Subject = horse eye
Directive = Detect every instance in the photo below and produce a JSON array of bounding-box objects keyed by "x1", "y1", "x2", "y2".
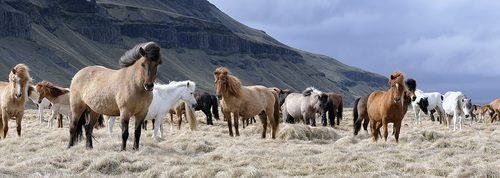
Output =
[{"x1": 141, "y1": 63, "x2": 145, "y2": 67}]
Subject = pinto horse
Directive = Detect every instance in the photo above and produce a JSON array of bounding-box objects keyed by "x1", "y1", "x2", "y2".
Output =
[
  {"x1": 214, "y1": 67, "x2": 280, "y2": 138},
  {"x1": 0, "y1": 64, "x2": 31, "y2": 138},
  {"x1": 367, "y1": 71, "x2": 409, "y2": 143},
  {"x1": 35, "y1": 81, "x2": 71, "y2": 128},
  {"x1": 68, "y1": 42, "x2": 162, "y2": 150}
]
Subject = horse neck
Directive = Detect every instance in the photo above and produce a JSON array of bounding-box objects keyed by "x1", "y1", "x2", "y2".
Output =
[
  {"x1": 28, "y1": 90, "x2": 38, "y2": 103},
  {"x1": 123, "y1": 61, "x2": 146, "y2": 90},
  {"x1": 156, "y1": 84, "x2": 186, "y2": 106}
]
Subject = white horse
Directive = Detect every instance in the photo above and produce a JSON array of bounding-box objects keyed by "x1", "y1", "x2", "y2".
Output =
[
  {"x1": 442, "y1": 91, "x2": 472, "y2": 131},
  {"x1": 108, "y1": 80, "x2": 197, "y2": 138},
  {"x1": 281, "y1": 87, "x2": 328, "y2": 126},
  {"x1": 27, "y1": 85, "x2": 51, "y2": 124},
  {"x1": 411, "y1": 89, "x2": 445, "y2": 124}
]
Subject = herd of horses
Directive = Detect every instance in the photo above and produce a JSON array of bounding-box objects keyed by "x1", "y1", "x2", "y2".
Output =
[{"x1": 1, "y1": 41, "x2": 499, "y2": 150}]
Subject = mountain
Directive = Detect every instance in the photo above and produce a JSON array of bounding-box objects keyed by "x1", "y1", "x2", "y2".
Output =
[{"x1": 0, "y1": 0, "x2": 389, "y2": 106}]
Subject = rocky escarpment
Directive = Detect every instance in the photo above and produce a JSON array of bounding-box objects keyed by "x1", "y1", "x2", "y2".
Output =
[{"x1": 0, "y1": 2, "x2": 31, "y2": 40}]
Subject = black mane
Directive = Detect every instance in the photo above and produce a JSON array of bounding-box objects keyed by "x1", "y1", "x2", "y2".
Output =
[{"x1": 119, "y1": 42, "x2": 162, "y2": 68}]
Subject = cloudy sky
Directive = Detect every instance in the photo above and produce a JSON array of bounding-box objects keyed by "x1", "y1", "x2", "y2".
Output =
[{"x1": 208, "y1": 0, "x2": 500, "y2": 104}]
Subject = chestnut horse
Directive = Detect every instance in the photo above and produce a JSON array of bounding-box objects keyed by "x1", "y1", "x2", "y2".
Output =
[
  {"x1": 35, "y1": 81, "x2": 70, "y2": 128},
  {"x1": 354, "y1": 78, "x2": 416, "y2": 136},
  {"x1": 214, "y1": 67, "x2": 280, "y2": 138},
  {"x1": 68, "y1": 42, "x2": 162, "y2": 150},
  {"x1": 473, "y1": 104, "x2": 492, "y2": 123},
  {"x1": 367, "y1": 71, "x2": 408, "y2": 143},
  {"x1": 0, "y1": 64, "x2": 31, "y2": 138}
]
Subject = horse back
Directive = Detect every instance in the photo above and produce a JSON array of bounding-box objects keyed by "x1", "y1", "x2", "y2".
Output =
[{"x1": 233, "y1": 85, "x2": 275, "y2": 117}]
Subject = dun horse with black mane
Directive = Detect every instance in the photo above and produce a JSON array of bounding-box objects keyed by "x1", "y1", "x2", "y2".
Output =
[
  {"x1": 213, "y1": 67, "x2": 280, "y2": 139},
  {"x1": 68, "y1": 42, "x2": 162, "y2": 150}
]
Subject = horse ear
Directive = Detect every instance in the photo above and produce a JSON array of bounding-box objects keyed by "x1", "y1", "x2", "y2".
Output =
[
  {"x1": 11, "y1": 68, "x2": 16, "y2": 75},
  {"x1": 187, "y1": 82, "x2": 190, "y2": 86},
  {"x1": 139, "y1": 47, "x2": 146, "y2": 57}
]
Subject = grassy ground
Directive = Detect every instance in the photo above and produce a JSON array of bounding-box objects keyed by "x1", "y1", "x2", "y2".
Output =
[{"x1": 0, "y1": 108, "x2": 499, "y2": 177}]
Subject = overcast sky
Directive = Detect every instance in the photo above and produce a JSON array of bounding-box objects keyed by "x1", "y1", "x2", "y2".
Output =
[{"x1": 208, "y1": 0, "x2": 500, "y2": 104}]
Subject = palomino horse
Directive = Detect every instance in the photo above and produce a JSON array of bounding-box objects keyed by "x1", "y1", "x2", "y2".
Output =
[
  {"x1": 367, "y1": 71, "x2": 408, "y2": 143},
  {"x1": 0, "y1": 64, "x2": 31, "y2": 138},
  {"x1": 214, "y1": 67, "x2": 279, "y2": 138},
  {"x1": 35, "y1": 81, "x2": 71, "y2": 128},
  {"x1": 108, "y1": 80, "x2": 197, "y2": 139},
  {"x1": 442, "y1": 91, "x2": 472, "y2": 131},
  {"x1": 68, "y1": 42, "x2": 162, "y2": 150},
  {"x1": 489, "y1": 99, "x2": 500, "y2": 123},
  {"x1": 282, "y1": 87, "x2": 328, "y2": 126},
  {"x1": 323, "y1": 92, "x2": 343, "y2": 127}
]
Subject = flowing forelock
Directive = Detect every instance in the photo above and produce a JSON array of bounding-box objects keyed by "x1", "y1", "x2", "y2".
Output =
[{"x1": 119, "y1": 42, "x2": 162, "y2": 68}]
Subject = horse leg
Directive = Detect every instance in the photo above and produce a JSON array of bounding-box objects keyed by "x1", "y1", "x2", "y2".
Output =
[
  {"x1": 382, "y1": 119, "x2": 388, "y2": 141},
  {"x1": 108, "y1": 116, "x2": 115, "y2": 134},
  {"x1": 203, "y1": 108, "x2": 213, "y2": 125},
  {"x1": 370, "y1": 120, "x2": 378, "y2": 142},
  {"x1": 84, "y1": 111, "x2": 100, "y2": 149},
  {"x1": 120, "y1": 113, "x2": 131, "y2": 151},
  {"x1": 2, "y1": 115, "x2": 8, "y2": 139},
  {"x1": 394, "y1": 121, "x2": 402, "y2": 143},
  {"x1": 58, "y1": 114, "x2": 63, "y2": 128},
  {"x1": 152, "y1": 112, "x2": 164, "y2": 138},
  {"x1": 39, "y1": 106, "x2": 44, "y2": 124},
  {"x1": 169, "y1": 112, "x2": 174, "y2": 130},
  {"x1": 133, "y1": 115, "x2": 146, "y2": 151},
  {"x1": 233, "y1": 112, "x2": 240, "y2": 136},
  {"x1": 224, "y1": 112, "x2": 233, "y2": 137},
  {"x1": 258, "y1": 113, "x2": 267, "y2": 138}
]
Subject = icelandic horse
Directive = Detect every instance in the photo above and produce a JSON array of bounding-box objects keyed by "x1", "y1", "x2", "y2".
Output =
[
  {"x1": 35, "y1": 81, "x2": 70, "y2": 128},
  {"x1": 213, "y1": 67, "x2": 280, "y2": 138},
  {"x1": 323, "y1": 92, "x2": 343, "y2": 127},
  {"x1": 489, "y1": 99, "x2": 500, "y2": 123},
  {"x1": 68, "y1": 42, "x2": 162, "y2": 150},
  {"x1": 0, "y1": 64, "x2": 31, "y2": 138},
  {"x1": 367, "y1": 71, "x2": 408, "y2": 143}
]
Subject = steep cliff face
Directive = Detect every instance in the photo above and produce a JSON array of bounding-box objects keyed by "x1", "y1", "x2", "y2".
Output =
[{"x1": 0, "y1": 0, "x2": 388, "y2": 106}]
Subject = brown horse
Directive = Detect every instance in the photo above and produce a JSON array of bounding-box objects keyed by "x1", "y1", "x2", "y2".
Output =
[
  {"x1": 0, "y1": 64, "x2": 31, "y2": 138},
  {"x1": 472, "y1": 104, "x2": 491, "y2": 123},
  {"x1": 367, "y1": 71, "x2": 408, "y2": 143},
  {"x1": 35, "y1": 81, "x2": 70, "y2": 128},
  {"x1": 214, "y1": 67, "x2": 280, "y2": 138},
  {"x1": 323, "y1": 92, "x2": 343, "y2": 127},
  {"x1": 68, "y1": 42, "x2": 162, "y2": 150}
]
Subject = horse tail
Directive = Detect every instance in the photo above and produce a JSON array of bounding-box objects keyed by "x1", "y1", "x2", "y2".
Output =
[
  {"x1": 95, "y1": 114, "x2": 105, "y2": 129},
  {"x1": 185, "y1": 102, "x2": 197, "y2": 131},
  {"x1": 74, "y1": 109, "x2": 88, "y2": 143},
  {"x1": 337, "y1": 96, "x2": 343, "y2": 122},
  {"x1": 273, "y1": 91, "x2": 280, "y2": 127},
  {"x1": 211, "y1": 95, "x2": 220, "y2": 120},
  {"x1": 353, "y1": 97, "x2": 361, "y2": 135}
]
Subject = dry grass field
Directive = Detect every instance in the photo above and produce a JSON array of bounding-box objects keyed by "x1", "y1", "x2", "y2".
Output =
[{"x1": 1, "y1": 108, "x2": 500, "y2": 177}]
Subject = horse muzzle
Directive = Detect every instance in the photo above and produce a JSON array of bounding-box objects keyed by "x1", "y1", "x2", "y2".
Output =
[
  {"x1": 15, "y1": 93, "x2": 22, "y2": 99},
  {"x1": 465, "y1": 114, "x2": 470, "y2": 118},
  {"x1": 143, "y1": 82, "x2": 154, "y2": 91},
  {"x1": 394, "y1": 98, "x2": 401, "y2": 104},
  {"x1": 216, "y1": 95, "x2": 222, "y2": 100}
]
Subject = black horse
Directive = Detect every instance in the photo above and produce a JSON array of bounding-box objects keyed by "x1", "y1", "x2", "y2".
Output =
[{"x1": 194, "y1": 92, "x2": 219, "y2": 125}]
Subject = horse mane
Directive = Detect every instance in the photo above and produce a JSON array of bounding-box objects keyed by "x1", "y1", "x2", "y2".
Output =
[
  {"x1": 389, "y1": 70, "x2": 406, "y2": 90},
  {"x1": 302, "y1": 87, "x2": 322, "y2": 97},
  {"x1": 36, "y1": 81, "x2": 69, "y2": 97},
  {"x1": 170, "y1": 80, "x2": 196, "y2": 92},
  {"x1": 119, "y1": 42, "x2": 162, "y2": 68},
  {"x1": 215, "y1": 67, "x2": 241, "y2": 98},
  {"x1": 405, "y1": 78, "x2": 416, "y2": 92},
  {"x1": 11, "y1": 63, "x2": 31, "y2": 83}
]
